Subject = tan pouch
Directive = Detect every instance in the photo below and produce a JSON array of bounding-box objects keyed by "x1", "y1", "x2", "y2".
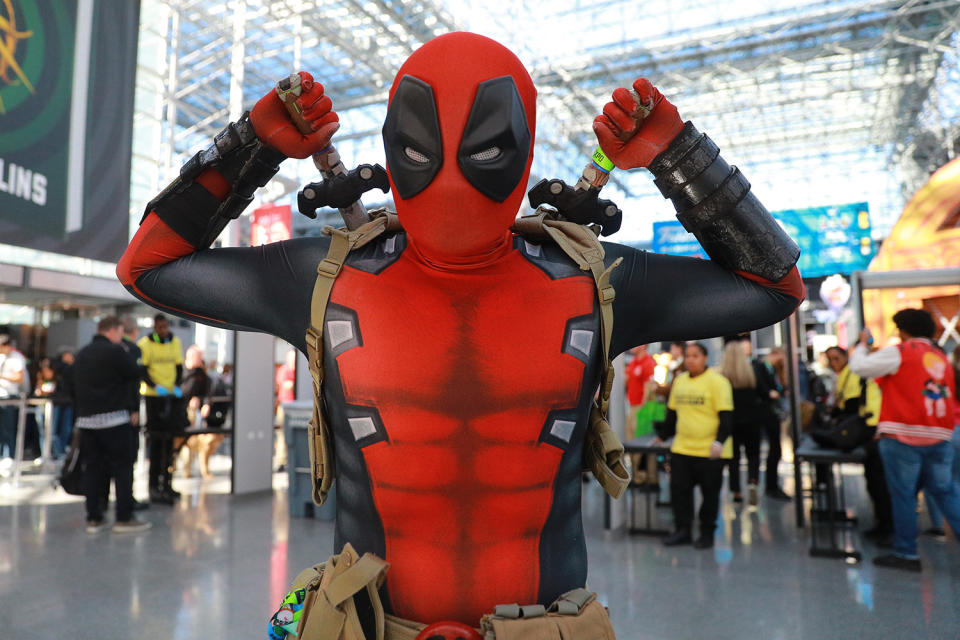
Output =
[
  {"x1": 286, "y1": 543, "x2": 390, "y2": 640},
  {"x1": 479, "y1": 589, "x2": 617, "y2": 640},
  {"x1": 584, "y1": 403, "x2": 630, "y2": 499}
]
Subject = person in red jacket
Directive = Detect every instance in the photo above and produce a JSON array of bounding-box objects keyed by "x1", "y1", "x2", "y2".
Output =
[
  {"x1": 850, "y1": 308, "x2": 960, "y2": 571},
  {"x1": 116, "y1": 32, "x2": 804, "y2": 632},
  {"x1": 625, "y1": 345, "x2": 656, "y2": 425}
]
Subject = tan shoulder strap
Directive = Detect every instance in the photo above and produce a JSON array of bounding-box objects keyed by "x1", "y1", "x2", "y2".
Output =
[
  {"x1": 305, "y1": 214, "x2": 397, "y2": 506},
  {"x1": 512, "y1": 210, "x2": 629, "y2": 499},
  {"x1": 511, "y1": 212, "x2": 621, "y2": 392}
]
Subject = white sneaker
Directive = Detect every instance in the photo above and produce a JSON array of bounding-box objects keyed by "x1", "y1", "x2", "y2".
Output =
[
  {"x1": 748, "y1": 483, "x2": 758, "y2": 507},
  {"x1": 113, "y1": 518, "x2": 152, "y2": 533}
]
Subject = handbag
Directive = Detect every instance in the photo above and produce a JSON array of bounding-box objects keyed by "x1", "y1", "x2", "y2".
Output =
[
  {"x1": 810, "y1": 379, "x2": 872, "y2": 452},
  {"x1": 59, "y1": 429, "x2": 84, "y2": 496}
]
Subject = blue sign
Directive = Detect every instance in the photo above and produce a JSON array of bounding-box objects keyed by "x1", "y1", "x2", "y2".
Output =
[
  {"x1": 651, "y1": 220, "x2": 706, "y2": 258},
  {"x1": 772, "y1": 202, "x2": 874, "y2": 278}
]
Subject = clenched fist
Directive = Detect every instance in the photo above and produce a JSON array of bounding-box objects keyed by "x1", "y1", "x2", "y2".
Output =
[
  {"x1": 250, "y1": 71, "x2": 340, "y2": 159},
  {"x1": 592, "y1": 78, "x2": 684, "y2": 170}
]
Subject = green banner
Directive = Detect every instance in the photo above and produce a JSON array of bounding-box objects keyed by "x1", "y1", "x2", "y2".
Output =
[
  {"x1": 0, "y1": 0, "x2": 75, "y2": 236},
  {"x1": 0, "y1": 0, "x2": 139, "y2": 262}
]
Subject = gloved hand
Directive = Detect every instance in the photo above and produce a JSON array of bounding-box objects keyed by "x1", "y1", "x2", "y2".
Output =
[
  {"x1": 172, "y1": 386, "x2": 183, "y2": 399},
  {"x1": 250, "y1": 71, "x2": 340, "y2": 159},
  {"x1": 154, "y1": 386, "x2": 170, "y2": 397},
  {"x1": 592, "y1": 78, "x2": 684, "y2": 170}
]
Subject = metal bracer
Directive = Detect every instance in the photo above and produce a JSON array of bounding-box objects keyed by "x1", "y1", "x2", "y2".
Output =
[
  {"x1": 649, "y1": 122, "x2": 800, "y2": 282},
  {"x1": 142, "y1": 112, "x2": 287, "y2": 248}
]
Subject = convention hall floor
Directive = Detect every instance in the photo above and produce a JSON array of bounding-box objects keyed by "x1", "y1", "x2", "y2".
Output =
[{"x1": 1, "y1": 461, "x2": 958, "y2": 639}]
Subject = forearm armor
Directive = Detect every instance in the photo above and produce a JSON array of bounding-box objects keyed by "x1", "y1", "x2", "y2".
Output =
[
  {"x1": 649, "y1": 122, "x2": 800, "y2": 282},
  {"x1": 142, "y1": 112, "x2": 286, "y2": 248}
]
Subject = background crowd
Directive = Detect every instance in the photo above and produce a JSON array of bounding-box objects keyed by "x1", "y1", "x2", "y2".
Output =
[{"x1": 626, "y1": 308, "x2": 960, "y2": 570}]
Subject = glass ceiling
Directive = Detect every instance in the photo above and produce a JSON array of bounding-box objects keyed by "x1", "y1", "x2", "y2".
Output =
[{"x1": 132, "y1": 0, "x2": 960, "y2": 246}]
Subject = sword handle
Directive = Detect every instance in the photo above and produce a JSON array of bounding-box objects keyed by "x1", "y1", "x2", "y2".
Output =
[{"x1": 277, "y1": 73, "x2": 371, "y2": 230}]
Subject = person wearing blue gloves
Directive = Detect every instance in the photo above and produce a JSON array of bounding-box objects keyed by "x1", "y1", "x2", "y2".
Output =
[{"x1": 137, "y1": 313, "x2": 185, "y2": 504}]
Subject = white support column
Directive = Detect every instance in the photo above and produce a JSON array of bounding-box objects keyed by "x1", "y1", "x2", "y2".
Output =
[
  {"x1": 232, "y1": 331, "x2": 274, "y2": 495},
  {"x1": 228, "y1": 3, "x2": 246, "y2": 122},
  {"x1": 65, "y1": 0, "x2": 95, "y2": 233},
  {"x1": 295, "y1": 350, "x2": 313, "y2": 402},
  {"x1": 164, "y1": 7, "x2": 180, "y2": 179},
  {"x1": 605, "y1": 352, "x2": 629, "y2": 531}
]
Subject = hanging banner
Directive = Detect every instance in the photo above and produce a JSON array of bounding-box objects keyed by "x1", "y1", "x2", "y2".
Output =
[
  {"x1": 0, "y1": 0, "x2": 139, "y2": 262},
  {"x1": 651, "y1": 220, "x2": 706, "y2": 258},
  {"x1": 251, "y1": 203, "x2": 292, "y2": 246},
  {"x1": 772, "y1": 202, "x2": 874, "y2": 278}
]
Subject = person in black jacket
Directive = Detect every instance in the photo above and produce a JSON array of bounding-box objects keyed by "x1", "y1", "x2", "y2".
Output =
[
  {"x1": 119, "y1": 316, "x2": 149, "y2": 511},
  {"x1": 720, "y1": 336, "x2": 776, "y2": 506},
  {"x1": 73, "y1": 316, "x2": 151, "y2": 533}
]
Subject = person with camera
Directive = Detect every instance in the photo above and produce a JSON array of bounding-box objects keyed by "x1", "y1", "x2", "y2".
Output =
[
  {"x1": 850, "y1": 309, "x2": 959, "y2": 571},
  {"x1": 824, "y1": 346, "x2": 890, "y2": 544}
]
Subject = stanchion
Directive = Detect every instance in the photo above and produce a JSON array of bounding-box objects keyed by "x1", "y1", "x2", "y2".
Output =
[
  {"x1": 783, "y1": 311, "x2": 805, "y2": 528},
  {"x1": 41, "y1": 399, "x2": 55, "y2": 469},
  {"x1": 11, "y1": 395, "x2": 28, "y2": 489}
]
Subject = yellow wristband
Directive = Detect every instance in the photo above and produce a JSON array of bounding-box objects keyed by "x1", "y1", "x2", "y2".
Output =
[{"x1": 591, "y1": 146, "x2": 615, "y2": 173}]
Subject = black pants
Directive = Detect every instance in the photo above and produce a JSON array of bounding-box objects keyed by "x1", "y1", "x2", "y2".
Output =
[
  {"x1": 670, "y1": 453, "x2": 725, "y2": 537},
  {"x1": 729, "y1": 421, "x2": 761, "y2": 493},
  {"x1": 863, "y1": 436, "x2": 893, "y2": 530},
  {"x1": 100, "y1": 424, "x2": 141, "y2": 504},
  {"x1": 145, "y1": 397, "x2": 181, "y2": 493},
  {"x1": 0, "y1": 404, "x2": 18, "y2": 458},
  {"x1": 81, "y1": 425, "x2": 134, "y2": 522},
  {"x1": 763, "y1": 415, "x2": 782, "y2": 491}
]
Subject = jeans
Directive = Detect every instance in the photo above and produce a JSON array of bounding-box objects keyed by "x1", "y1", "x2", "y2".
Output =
[
  {"x1": 878, "y1": 437, "x2": 960, "y2": 558},
  {"x1": 927, "y1": 429, "x2": 960, "y2": 529},
  {"x1": 53, "y1": 405, "x2": 74, "y2": 458}
]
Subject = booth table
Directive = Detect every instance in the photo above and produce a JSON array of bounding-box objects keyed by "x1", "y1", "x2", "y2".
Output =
[
  {"x1": 795, "y1": 436, "x2": 866, "y2": 561},
  {"x1": 623, "y1": 435, "x2": 672, "y2": 536}
]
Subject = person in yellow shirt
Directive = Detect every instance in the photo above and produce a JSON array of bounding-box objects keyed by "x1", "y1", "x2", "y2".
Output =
[
  {"x1": 657, "y1": 342, "x2": 734, "y2": 549},
  {"x1": 825, "y1": 346, "x2": 890, "y2": 542},
  {"x1": 138, "y1": 313, "x2": 185, "y2": 504}
]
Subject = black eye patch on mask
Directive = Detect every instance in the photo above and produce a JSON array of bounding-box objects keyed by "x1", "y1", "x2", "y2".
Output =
[
  {"x1": 457, "y1": 76, "x2": 532, "y2": 203},
  {"x1": 381, "y1": 75, "x2": 443, "y2": 199}
]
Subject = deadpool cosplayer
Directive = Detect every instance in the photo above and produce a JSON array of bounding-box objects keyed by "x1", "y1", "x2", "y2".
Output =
[{"x1": 118, "y1": 32, "x2": 803, "y2": 636}]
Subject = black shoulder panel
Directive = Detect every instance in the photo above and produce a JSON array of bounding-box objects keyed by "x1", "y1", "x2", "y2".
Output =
[
  {"x1": 513, "y1": 235, "x2": 584, "y2": 280},
  {"x1": 344, "y1": 231, "x2": 407, "y2": 275}
]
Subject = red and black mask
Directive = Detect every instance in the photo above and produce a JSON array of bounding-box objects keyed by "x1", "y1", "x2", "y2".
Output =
[{"x1": 382, "y1": 33, "x2": 537, "y2": 266}]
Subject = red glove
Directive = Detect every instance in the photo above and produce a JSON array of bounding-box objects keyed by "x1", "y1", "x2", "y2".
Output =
[
  {"x1": 250, "y1": 71, "x2": 340, "y2": 159},
  {"x1": 592, "y1": 78, "x2": 684, "y2": 170}
]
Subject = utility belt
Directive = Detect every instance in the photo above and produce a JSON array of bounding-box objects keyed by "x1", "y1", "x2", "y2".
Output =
[{"x1": 269, "y1": 544, "x2": 617, "y2": 640}]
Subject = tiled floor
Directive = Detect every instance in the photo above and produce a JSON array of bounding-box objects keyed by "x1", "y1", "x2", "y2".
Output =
[{"x1": 1, "y1": 461, "x2": 958, "y2": 639}]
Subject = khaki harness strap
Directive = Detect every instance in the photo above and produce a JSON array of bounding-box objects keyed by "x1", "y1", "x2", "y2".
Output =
[
  {"x1": 305, "y1": 214, "x2": 395, "y2": 505},
  {"x1": 512, "y1": 211, "x2": 629, "y2": 499}
]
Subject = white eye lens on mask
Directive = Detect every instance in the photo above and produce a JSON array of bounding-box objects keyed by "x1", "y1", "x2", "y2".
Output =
[
  {"x1": 469, "y1": 147, "x2": 501, "y2": 162},
  {"x1": 404, "y1": 147, "x2": 430, "y2": 164}
]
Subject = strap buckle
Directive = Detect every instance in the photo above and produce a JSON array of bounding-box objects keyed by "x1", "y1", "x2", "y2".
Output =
[{"x1": 316, "y1": 258, "x2": 341, "y2": 278}]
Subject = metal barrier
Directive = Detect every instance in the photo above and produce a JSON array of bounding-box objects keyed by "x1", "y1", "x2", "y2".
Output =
[
  {"x1": 0, "y1": 394, "x2": 234, "y2": 491},
  {"x1": 0, "y1": 396, "x2": 57, "y2": 489}
]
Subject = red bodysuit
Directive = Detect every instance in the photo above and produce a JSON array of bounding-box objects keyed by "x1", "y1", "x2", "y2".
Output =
[{"x1": 117, "y1": 33, "x2": 804, "y2": 627}]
